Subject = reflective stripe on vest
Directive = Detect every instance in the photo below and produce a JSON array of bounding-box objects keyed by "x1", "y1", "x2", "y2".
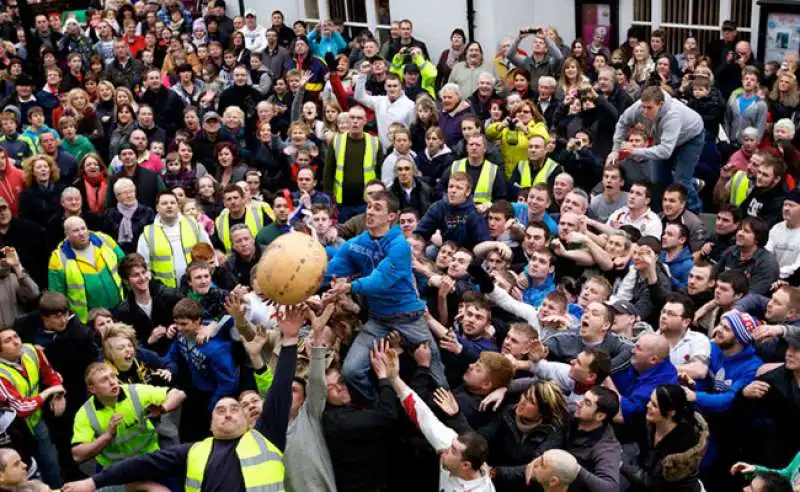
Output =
[
  {"x1": 516, "y1": 158, "x2": 558, "y2": 189},
  {"x1": 81, "y1": 384, "x2": 158, "y2": 464},
  {"x1": 185, "y1": 430, "x2": 285, "y2": 492},
  {"x1": 215, "y1": 206, "x2": 264, "y2": 253},
  {"x1": 450, "y1": 159, "x2": 498, "y2": 204},
  {"x1": 58, "y1": 234, "x2": 123, "y2": 323},
  {"x1": 144, "y1": 217, "x2": 202, "y2": 287},
  {"x1": 332, "y1": 134, "x2": 378, "y2": 204},
  {"x1": 0, "y1": 345, "x2": 41, "y2": 429},
  {"x1": 730, "y1": 171, "x2": 750, "y2": 206}
]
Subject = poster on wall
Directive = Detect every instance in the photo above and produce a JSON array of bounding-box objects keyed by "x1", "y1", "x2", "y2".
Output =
[
  {"x1": 581, "y1": 3, "x2": 612, "y2": 48},
  {"x1": 764, "y1": 12, "x2": 800, "y2": 63}
]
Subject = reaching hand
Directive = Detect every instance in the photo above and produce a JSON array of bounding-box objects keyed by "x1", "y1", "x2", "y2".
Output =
[
  {"x1": 439, "y1": 332, "x2": 462, "y2": 355},
  {"x1": 63, "y1": 478, "x2": 97, "y2": 492},
  {"x1": 152, "y1": 369, "x2": 172, "y2": 383},
  {"x1": 166, "y1": 324, "x2": 177, "y2": 339},
  {"x1": 308, "y1": 303, "x2": 336, "y2": 346},
  {"x1": 742, "y1": 380, "x2": 770, "y2": 399},
  {"x1": 528, "y1": 339, "x2": 549, "y2": 362},
  {"x1": 148, "y1": 326, "x2": 167, "y2": 345},
  {"x1": 51, "y1": 394, "x2": 66, "y2": 416},
  {"x1": 479, "y1": 387, "x2": 508, "y2": 412},
  {"x1": 242, "y1": 326, "x2": 269, "y2": 356},
  {"x1": 730, "y1": 462, "x2": 756, "y2": 475},
  {"x1": 413, "y1": 342, "x2": 432, "y2": 368},
  {"x1": 278, "y1": 305, "x2": 305, "y2": 342},
  {"x1": 370, "y1": 338, "x2": 390, "y2": 379},
  {"x1": 439, "y1": 275, "x2": 455, "y2": 298},
  {"x1": 433, "y1": 388, "x2": 459, "y2": 416},
  {"x1": 224, "y1": 292, "x2": 247, "y2": 320},
  {"x1": 753, "y1": 324, "x2": 784, "y2": 342}
]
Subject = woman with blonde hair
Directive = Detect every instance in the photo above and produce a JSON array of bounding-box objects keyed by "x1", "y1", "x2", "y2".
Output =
[
  {"x1": 628, "y1": 41, "x2": 655, "y2": 85},
  {"x1": 486, "y1": 99, "x2": 549, "y2": 177},
  {"x1": 19, "y1": 153, "x2": 62, "y2": 228},
  {"x1": 770, "y1": 69, "x2": 800, "y2": 122},
  {"x1": 114, "y1": 86, "x2": 139, "y2": 113},
  {"x1": 101, "y1": 322, "x2": 175, "y2": 385},
  {"x1": 61, "y1": 88, "x2": 104, "y2": 141},
  {"x1": 558, "y1": 56, "x2": 590, "y2": 96},
  {"x1": 95, "y1": 80, "x2": 117, "y2": 138},
  {"x1": 321, "y1": 101, "x2": 343, "y2": 144}
]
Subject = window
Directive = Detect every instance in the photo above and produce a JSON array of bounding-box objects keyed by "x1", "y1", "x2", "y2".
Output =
[
  {"x1": 630, "y1": 0, "x2": 753, "y2": 54},
  {"x1": 301, "y1": 0, "x2": 391, "y2": 43}
]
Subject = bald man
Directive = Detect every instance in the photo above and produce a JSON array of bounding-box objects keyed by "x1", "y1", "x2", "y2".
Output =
[
  {"x1": 525, "y1": 449, "x2": 581, "y2": 492},
  {"x1": 716, "y1": 40, "x2": 762, "y2": 100},
  {"x1": 47, "y1": 217, "x2": 126, "y2": 323},
  {"x1": 609, "y1": 333, "x2": 678, "y2": 423}
]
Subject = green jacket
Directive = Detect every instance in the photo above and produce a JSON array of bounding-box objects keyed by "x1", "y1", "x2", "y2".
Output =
[
  {"x1": 390, "y1": 53, "x2": 437, "y2": 99},
  {"x1": 754, "y1": 450, "x2": 800, "y2": 488},
  {"x1": 255, "y1": 223, "x2": 289, "y2": 250},
  {"x1": 60, "y1": 135, "x2": 96, "y2": 163}
]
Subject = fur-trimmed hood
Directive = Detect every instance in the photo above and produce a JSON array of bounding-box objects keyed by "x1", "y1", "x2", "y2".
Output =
[{"x1": 660, "y1": 412, "x2": 709, "y2": 482}]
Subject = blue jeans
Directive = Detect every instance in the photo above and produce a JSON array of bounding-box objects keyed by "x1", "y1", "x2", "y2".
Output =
[
  {"x1": 337, "y1": 204, "x2": 366, "y2": 223},
  {"x1": 32, "y1": 420, "x2": 62, "y2": 488},
  {"x1": 651, "y1": 132, "x2": 705, "y2": 213},
  {"x1": 342, "y1": 311, "x2": 448, "y2": 401}
]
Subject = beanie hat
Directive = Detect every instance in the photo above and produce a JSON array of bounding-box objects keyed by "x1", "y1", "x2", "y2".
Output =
[
  {"x1": 2, "y1": 105, "x2": 21, "y2": 124},
  {"x1": 192, "y1": 18, "x2": 207, "y2": 33},
  {"x1": 721, "y1": 309, "x2": 760, "y2": 346},
  {"x1": 774, "y1": 118, "x2": 796, "y2": 140}
]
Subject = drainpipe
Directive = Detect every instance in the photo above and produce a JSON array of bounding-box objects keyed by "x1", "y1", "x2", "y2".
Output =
[{"x1": 466, "y1": 0, "x2": 476, "y2": 42}]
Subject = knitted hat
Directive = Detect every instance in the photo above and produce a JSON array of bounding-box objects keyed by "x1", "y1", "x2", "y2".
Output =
[
  {"x1": 192, "y1": 18, "x2": 207, "y2": 33},
  {"x1": 786, "y1": 190, "x2": 800, "y2": 204},
  {"x1": 2, "y1": 105, "x2": 21, "y2": 123},
  {"x1": 774, "y1": 118, "x2": 796, "y2": 140},
  {"x1": 721, "y1": 309, "x2": 760, "y2": 346}
]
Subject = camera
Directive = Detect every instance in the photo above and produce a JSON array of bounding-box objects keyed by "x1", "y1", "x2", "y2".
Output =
[{"x1": 520, "y1": 28, "x2": 542, "y2": 36}]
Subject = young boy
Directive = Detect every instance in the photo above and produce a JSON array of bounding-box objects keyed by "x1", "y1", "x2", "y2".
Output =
[
  {"x1": 0, "y1": 110, "x2": 35, "y2": 164},
  {"x1": 165, "y1": 297, "x2": 237, "y2": 442},
  {"x1": 687, "y1": 76, "x2": 725, "y2": 138},
  {"x1": 311, "y1": 204, "x2": 344, "y2": 254},
  {"x1": 725, "y1": 66, "x2": 768, "y2": 143},
  {"x1": 182, "y1": 261, "x2": 232, "y2": 339},
  {"x1": 415, "y1": 171, "x2": 491, "y2": 258},
  {"x1": 249, "y1": 53, "x2": 271, "y2": 95},
  {"x1": 380, "y1": 126, "x2": 416, "y2": 185},
  {"x1": 57, "y1": 116, "x2": 95, "y2": 161},
  {"x1": 22, "y1": 107, "x2": 55, "y2": 152}
]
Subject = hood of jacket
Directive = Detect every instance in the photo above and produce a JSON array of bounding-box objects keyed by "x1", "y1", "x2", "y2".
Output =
[{"x1": 660, "y1": 413, "x2": 709, "y2": 482}]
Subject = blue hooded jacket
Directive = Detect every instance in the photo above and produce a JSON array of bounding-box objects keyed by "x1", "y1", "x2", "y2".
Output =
[
  {"x1": 326, "y1": 225, "x2": 425, "y2": 317},
  {"x1": 414, "y1": 198, "x2": 490, "y2": 249},
  {"x1": 661, "y1": 246, "x2": 694, "y2": 290},
  {"x1": 612, "y1": 358, "x2": 678, "y2": 422},
  {"x1": 522, "y1": 272, "x2": 556, "y2": 307},
  {"x1": 696, "y1": 343, "x2": 762, "y2": 413}
]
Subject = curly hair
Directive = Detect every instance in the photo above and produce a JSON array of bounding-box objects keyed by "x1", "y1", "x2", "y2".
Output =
[
  {"x1": 214, "y1": 141, "x2": 239, "y2": 167},
  {"x1": 22, "y1": 153, "x2": 60, "y2": 187}
]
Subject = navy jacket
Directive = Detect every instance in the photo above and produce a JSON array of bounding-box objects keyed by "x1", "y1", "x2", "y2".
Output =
[{"x1": 414, "y1": 198, "x2": 491, "y2": 249}]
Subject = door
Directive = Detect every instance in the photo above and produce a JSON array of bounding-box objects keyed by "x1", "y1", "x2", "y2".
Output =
[{"x1": 576, "y1": 1, "x2": 619, "y2": 48}]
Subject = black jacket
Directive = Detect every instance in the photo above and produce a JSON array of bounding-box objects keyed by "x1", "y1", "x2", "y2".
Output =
[
  {"x1": 113, "y1": 280, "x2": 183, "y2": 355},
  {"x1": 218, "y1": 84, "x2": 263, "y2": 123},
  {"x1": 554, "y1": 95, "x2": 619, "y2": 158},
  {"x1": 621, "y1": 414, "x2": 709, "y2": 492},
  {"x1": 221, "y1": 248, "x2": 262, "y2": 288},
  {"x1": 139, "y1": 87, "x2": 185, "y2": 138},
  {"x1": 103, "y1": 56, "x2": 144, "y2": 90},
  {"x1": 103, "y1": 204, "x2": 155, "y2": 254},
  {"x1": 0, "y1": 218, "x2": 48, "y2": 289},
  {"x1": 532, "y1": 92, "x2": 564, "y2": 130},
  {"x1": 566, "y1": 421, "x2": 623, "y2": 492},
  {"x1": 14, "y1": 313, "x2": 99, "y2": 416},
  {"x1": 687, "y1": 87, "x2": 726, "y2": 136},
  {"x1": 389, "y1": 177, "x2": 433, "y2": 217},
  {"x1": 740, "y1": 182, "x2": 787, "y2": 227},
  {"x1": 19, "y1": 183, "x2": 63, "y2": 229},
  {"x1": 322, "y1": 380, "x2": 399, "y2": 492},
  {"x1": 606, "y1": 84, "x2": 634, "y2": 116},
  {"x1": 190, "y1": 130, "x2": 235, "y2": 175},
  {"x1": 251, "y1": 138, "x2": 290, "y2": 195},
  {"x1": 106, "y1": 165, "x2": 165, "y2": 209}
]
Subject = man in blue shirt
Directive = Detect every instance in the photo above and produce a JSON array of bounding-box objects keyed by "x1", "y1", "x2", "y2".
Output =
[{"x1": 326, "y1": 190, "x2": 447, "y2": 401}]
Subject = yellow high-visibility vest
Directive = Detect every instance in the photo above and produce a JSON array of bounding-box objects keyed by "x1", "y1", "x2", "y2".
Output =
[
  {"x1": 142, "y1": 217, "x2": 203, "y2": 287},
  {"x1": 185, "y1": 429, "x2": 284, "y2": 492},
  {"x1": 332, "y1": 134, "x2": 379, "y2": 204},
  {"x1": 215, "y1": 205, "x2": 266, "y2": 254},
  {"x1": 515, "y1": 158, "x2": 559, "y2": 188},
  {"x1": 0, "y1": 344, "x2": 42, "y2": 429},
  {"x1": 730, "y1": 170, "x2": 750, "y2": 206},
  {"x1": 451, "y1": 159, "x2": 499, "y2": 204}
]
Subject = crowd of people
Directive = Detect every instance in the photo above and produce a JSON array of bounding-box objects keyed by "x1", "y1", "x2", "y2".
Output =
[{"x1": 0, "y1": 0, "x2": 798, "y2": 491}]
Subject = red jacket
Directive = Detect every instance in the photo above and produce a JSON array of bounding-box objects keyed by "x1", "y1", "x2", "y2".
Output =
[
  {"x1": 0, "y1": 346, "x2": 63, "y2": 418},
  {"x1": 0, "y1": 157, "x2": 24, "y2": 216}
]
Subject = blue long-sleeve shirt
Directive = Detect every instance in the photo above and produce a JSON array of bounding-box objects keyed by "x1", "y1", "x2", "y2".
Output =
[
  {"x1": 165, "y1": 335, "x2": 238, "y2": 411},
  {"x1": 325, "y1": 225, "x2": 425, "y2": 317},
  {"x1": 612, "y1": 359, "x2": 678, "y2": 422},
  {"x1": 306, "y1": 30, "x2": 347, "y2": 57},
  {"x1": 660, "y1": 247, "x2": 694, "y2": 290},
  {"x1": 695, "y1": 343, "x2": 762, "y2": 413}
]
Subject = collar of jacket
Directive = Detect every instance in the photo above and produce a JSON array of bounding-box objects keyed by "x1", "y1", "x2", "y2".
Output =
[{"x1": 61, "y1": 232, "x2": 104, "y2": 260}]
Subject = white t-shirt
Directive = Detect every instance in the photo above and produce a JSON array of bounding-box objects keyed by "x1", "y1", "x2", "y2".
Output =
[
  {"x1": 669, "y1": 329, "x2": 711, "y2": 368},
  {"x1": 607, "y1": 207, "x2": 663, "y2": 239}
]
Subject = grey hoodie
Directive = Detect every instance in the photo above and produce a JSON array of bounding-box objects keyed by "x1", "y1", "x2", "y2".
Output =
[{"x1": 612, "y1": 93, "x2": 705, "y2": 161}]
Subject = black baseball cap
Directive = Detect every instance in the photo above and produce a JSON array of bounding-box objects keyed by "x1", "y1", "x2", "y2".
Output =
[
  {"x1": 786, "y1": 329, "x2": 800, "y2": 349},
  {"x1": 606, "y1": 300, "x2": 639, "y2": 317}
]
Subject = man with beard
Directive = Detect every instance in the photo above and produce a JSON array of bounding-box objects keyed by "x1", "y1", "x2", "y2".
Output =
[
  {"x1": 740, "y1": 152, "x2": 787, "y2": 227},
  {"x1": 717, "y1": 217, "x2": 780, "y2": 296},
  {"x1": 139, "y1": 69, "x2": 185, "y2": 139},
  {"x1": 657, "y1": 293, "x2": 710, "y2": 379}
]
